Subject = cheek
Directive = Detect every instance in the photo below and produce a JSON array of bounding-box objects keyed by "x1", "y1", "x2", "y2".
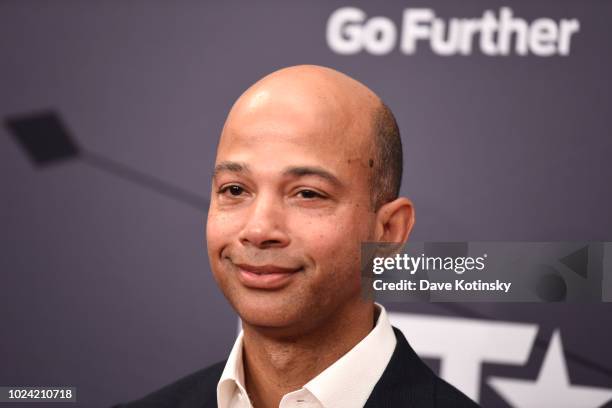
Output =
[
  {"x1": 206, "y1": 210, "x2": 240, "y2": 251},
  {"x1": 206, "y1": 211, "x2": 242, "y2": 289},
  {"x1": 297, "y1": 208, "x2": 372, "y2": 275}
]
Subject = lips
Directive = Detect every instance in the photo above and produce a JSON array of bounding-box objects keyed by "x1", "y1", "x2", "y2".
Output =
[{"x1": 233, "y1": 262, "x2": 302, "y2": 289}]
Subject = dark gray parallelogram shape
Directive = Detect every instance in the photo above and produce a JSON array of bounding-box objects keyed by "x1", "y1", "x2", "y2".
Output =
[{"x1": 5, "y1": 110, "x2": 80, "y2": 167}]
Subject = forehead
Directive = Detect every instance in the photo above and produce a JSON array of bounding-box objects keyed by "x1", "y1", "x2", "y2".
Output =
[
  {"x1": 217, "y1": 94, "x2": 371, "y2": 178},
  {"x1": 216, "y1": 88, "x2": 375, "y2": 177}
]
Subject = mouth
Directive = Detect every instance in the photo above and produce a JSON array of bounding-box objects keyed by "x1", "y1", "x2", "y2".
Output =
[{"x1": 232, "y1": 261, "x2": 303, "y2": 290}]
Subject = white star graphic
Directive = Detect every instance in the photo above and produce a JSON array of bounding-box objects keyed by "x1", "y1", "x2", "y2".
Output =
[{"x1": 488, "y1": 330, "x2": 612, "y2": 408}]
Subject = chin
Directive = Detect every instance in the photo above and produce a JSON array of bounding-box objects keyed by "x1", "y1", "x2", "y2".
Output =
[{"x1": 233, "y1": 293, "x2": 306, "y2": 329}]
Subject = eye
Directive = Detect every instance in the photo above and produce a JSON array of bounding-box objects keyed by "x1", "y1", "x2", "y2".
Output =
[
  {"x1": 297, "y1": 189, "x2": 324, "y2": 199},
  {"x1": 219, "y1": 185, "x2": 245, "y2": 196}
]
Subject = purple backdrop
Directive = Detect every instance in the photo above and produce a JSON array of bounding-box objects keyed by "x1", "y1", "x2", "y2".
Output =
[{"x1": 1, "y1": 1, "x2": 611, "y2": 407}]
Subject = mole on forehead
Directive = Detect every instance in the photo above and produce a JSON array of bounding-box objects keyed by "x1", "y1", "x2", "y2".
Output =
[{"x1": 346, "y1": 156, "x2": 376, "y2": 167}]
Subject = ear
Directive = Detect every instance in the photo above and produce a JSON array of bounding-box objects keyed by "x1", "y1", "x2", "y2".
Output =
[{"x1": 374, "y1": 197, "x2": 415, "y2": 243}]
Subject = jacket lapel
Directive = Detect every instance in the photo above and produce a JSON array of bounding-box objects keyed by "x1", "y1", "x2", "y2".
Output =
[{"x1": 364, "y1": 327, "x2": 436, "y2": 408}]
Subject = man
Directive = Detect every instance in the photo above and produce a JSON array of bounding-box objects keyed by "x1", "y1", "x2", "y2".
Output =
[{"x1": 119, "y1": 65, "x2": 479, "y2": 407}]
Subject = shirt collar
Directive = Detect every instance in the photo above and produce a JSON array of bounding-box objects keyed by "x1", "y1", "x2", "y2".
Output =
[
  {"x1": 217, "y1": 330, "x2": 248, "y2": 407},
  {"x1": 216, "y1": 303, "x2": 397, "y2": 408},
  {"x1": 303, "y1": 303, "x2": 396, "y2": 408}
]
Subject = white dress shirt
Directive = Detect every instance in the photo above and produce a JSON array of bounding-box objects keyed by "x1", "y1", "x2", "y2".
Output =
[{"x1": 216, "y1": 303, "x2": 397, "y2": 408}]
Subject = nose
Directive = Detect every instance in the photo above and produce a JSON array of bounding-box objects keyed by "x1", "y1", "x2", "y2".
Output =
[{"x1": 238, "y1": 193, "x2": 290, "y2": 249}]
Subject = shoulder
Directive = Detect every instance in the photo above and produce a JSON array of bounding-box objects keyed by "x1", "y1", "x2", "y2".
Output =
[
  {"x1": 365, "y1": 327, "x2": 480, "y2": 407},
  {"x1": 114, "y1": 360, "x2": 226, "y2": 408},
  {"x1": 394, "y1": 326, "x2": 479, "y2": 407},
  {"x1": 432, "y1": 375, "x2": 480, "y2": 407}
]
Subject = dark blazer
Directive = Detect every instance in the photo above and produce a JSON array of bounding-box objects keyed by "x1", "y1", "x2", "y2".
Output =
[{"x1": 116, "y1": 327, "x2": 479, "y2": 407}]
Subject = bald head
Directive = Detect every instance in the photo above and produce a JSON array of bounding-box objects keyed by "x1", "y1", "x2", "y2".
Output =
[
  {"x1": 207, "y1": 65, "x2": 414, "y2": 338},
  {"x1": 220, "y1": 65, "x2": 402, "y2": 210}
]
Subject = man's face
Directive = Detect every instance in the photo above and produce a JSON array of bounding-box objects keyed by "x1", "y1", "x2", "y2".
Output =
[{"x1": 206, "y1": 85, "x2": 377, "y2": 332}]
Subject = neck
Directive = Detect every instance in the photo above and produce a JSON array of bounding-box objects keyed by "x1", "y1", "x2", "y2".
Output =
[{"x1": 241, "y1": 299, "x2": 375, "y2": 408}]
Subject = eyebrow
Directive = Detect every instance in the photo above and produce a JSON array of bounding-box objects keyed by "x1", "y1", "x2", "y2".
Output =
[
  {"x1": 283, "y1": 166, "x2": 343, "y2": 188},
  {"x1": 213, "y1": 161, "x2": 343, "y2": 188},
  {"x1": 213, "y1": 161, "x2": 250, "y2": 178}
]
